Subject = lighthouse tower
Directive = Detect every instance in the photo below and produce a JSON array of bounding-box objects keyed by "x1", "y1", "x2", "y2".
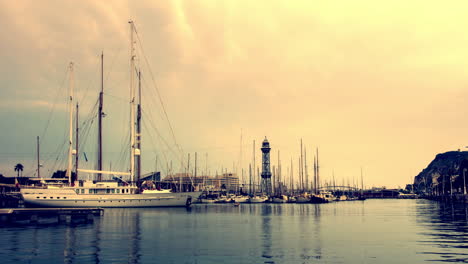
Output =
[{"x1": 261, "y1": 137, "x2": 272, "y2": 195}]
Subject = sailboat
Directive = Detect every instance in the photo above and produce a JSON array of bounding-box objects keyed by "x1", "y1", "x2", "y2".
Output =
[{"x1": 20, "y1": 21, "x2": 201, "y2": 207}]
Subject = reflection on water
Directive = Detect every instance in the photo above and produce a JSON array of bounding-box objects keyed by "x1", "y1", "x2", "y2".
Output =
[
  {"x1": 415, "y1": 200, "x2": 468, "y2": 263},
  {"x1": 0, "y1": 200, "x2": 467, "y2": 263}
]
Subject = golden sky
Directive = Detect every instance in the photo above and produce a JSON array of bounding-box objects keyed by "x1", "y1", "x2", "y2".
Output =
[{"x1": 2, "y1": 0, "x2": 468, "y2": 188}]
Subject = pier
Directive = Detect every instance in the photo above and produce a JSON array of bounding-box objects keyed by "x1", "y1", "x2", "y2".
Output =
[{"x1": 0, "y1": 208, "x2": 104, "y2": 225}]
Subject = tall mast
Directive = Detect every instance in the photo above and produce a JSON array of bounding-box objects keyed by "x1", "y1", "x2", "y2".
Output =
[
  {"x1": 316, "y1": 148, "x2": 320, "y2": 193},
  {"x1": 194, "y1": 152, "x2": 197, "y2": 190},
  {"x1": 300, "y1": 139, "x2": 303, "y2": 192},
  {"x1": 129, "y1": 20, "x2": 136, "y2": 185},
  {"x1": 36, "y1": 136, "x2": 40, "y2": 179},
  {"x1": 136, "y1": 70, "x2": 142, "y2": 185},
  {"x1": 253, "y1": 140, "x2": 255, "y2": 195},
  {"x1": 249, "y1": 163, "x2": 252, "y2": 195},
  {"x1": 304, "y1": 148, "x2": 308, "y2": 192},
  {"x1": 277, "y1": 150, "x2": 280, "y2": 195},
  {"x1": 298, "y1": 158, "x2": 301, "y2": 193},
  {"x1": 98, "y1": 52, "x2": 104, "y2": 181},
  {"x1": 66, "y1": 62, "x2": 74, "y2": 184},
  {"x1": 290, "y1": 158, "x2": 293, "y2": 194},
  {"x1": 75, "y1": 103, "x2": 79, "y2": 182},
  {"x1": 361, "y1": 167, "x2": 364, "y2": 195},
  {"x1": 313, "y1": 156, "x2": 317, "y2": 194}
]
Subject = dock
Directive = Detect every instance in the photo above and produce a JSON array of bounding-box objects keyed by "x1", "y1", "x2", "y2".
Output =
[{"x1": 0, "y1": 208, "x2": 104, "y2": 225}]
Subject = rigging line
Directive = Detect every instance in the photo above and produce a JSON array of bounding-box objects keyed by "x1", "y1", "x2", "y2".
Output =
[
  {"x1": 104, "y1": 42, "x2": 124, "y2": 85},
  {"x1": 47, "y1": 98, "x2": 98, "y2": 172},
  {"x1": 139, "y1": 76, "x2": 184, "y2": 163},
  {"x1": 104, "y1": 92, "x2": 127, "y2": 102},
  {"x1": 142, "y1": 119, "x2": 171, "y2": 166},
  {"x1": 141, "y1": 117, "x2": 183, "y2": 174},
  {"x1": 115, "y1": 124, "x2": 131, "y2": 173},
  {"x1": 139, "y1": 74, "x2": 167, "y2": 130},
  {"x1": 133, "y1": 23, "x2": 184, "y2": 157},
  {"x1": 141, "y1": 110, "x2": 183, "y2": 164},
  {"x1": 39, "y1": 66, "x2": 69, "y2": 146},
  {"x1": 78, "y1": 55, "x2": 101, "y2": 104}
]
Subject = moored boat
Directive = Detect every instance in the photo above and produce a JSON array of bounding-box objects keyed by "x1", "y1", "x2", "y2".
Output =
[{"x1": 249, "y1": 195, "x2": 268, "y2": 203}]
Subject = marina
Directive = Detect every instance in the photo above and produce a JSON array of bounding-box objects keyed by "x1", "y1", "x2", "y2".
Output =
[{"x1": 2, "y1": 1, "x2": 468, "y2": 263}]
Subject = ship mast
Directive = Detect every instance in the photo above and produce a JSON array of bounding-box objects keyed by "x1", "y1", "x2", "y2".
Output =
[
  {"x1": 66, "y1": 62, "x2": 74, "y2": 184},
  {"x1": 97, "y1": 52, "x2": 104, "y2": 181},
  {"x1": 75, "y1": 103, "x2": 79, "y2": 182},
  {"x1": 136, "y1": 69, "x2": 142, "y2": 185},
  {"x1": 129, "y1": 20, "x2": 136, "y2": 185},
  {"x1": 37, "y1": 136, "x2": 40, "y2": 180},
  {"x1": 316, "y1": 148, "x2": 320, "y2": 194}
]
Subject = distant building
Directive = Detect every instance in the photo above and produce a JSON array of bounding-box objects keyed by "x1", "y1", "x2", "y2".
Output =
[
  {"x1": 162, "y1": 172, "x2": 239, "y2": 192},
  {"x1": 217, "y1": 173, "x2": 239, "y2": 191}
]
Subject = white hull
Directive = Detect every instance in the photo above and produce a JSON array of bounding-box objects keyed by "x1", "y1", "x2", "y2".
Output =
[
  {"x1": 200, "y1": 199, "x2": 216, "y2": 203},
  {"x1": 234, "y1": 196, "x2": 249, "y2": 203},
  {"x1": 249, "y1": 196, "x2": 268, "y2": 203},
  {"x1": 272, "y1": 198, "x2": 287, "y2": 203},
  {"x1": 296, "y1": 197, "x2": 310, "y2": 203},
  {"x1": 21, "y1": 188, "x2": 201, "y2": 208}
]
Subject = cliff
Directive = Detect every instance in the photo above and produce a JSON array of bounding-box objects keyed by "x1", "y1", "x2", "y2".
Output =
[{"x1": 413, "y1": 151, "x2": 468, "y2": 194}]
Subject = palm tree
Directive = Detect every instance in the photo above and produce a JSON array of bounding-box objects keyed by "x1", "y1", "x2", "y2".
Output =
[{"x1": 14, "y1": 163, "x2": 24, "y2": 178}]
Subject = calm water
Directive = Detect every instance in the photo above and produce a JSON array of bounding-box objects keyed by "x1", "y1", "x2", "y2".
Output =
[{"x1": 0, "y1": 199, "x2": 467, "y2": 263}]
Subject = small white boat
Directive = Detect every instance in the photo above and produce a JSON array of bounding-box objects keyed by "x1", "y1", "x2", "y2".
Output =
[
  {"x1": 200, "y1": 198, "x2": 216, "y2": 203},
  {"x1": 295, "y1": 196, "x2": 310, "y2": 203},
  {"x1": 234, "y1": 196, "x2": 249, "y2": 203},
  {"x1": 272, "y1": 195, "x2": 288, "y2": 203},
  {"x1": 318, "y1": 191, "x2": 335, "y2": 202},
  {"x1": 249, "y1": 195, "x2": 268, "y2": 203}
]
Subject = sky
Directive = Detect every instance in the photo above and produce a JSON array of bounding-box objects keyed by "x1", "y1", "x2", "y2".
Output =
[{"x1": 1, "y1": 0, "x2": 468, "y2": 189}]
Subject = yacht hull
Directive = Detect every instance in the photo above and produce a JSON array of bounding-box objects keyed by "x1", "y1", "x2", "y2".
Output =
[{"x1": 21, "y1": 189, "x2": 201, "y2": 208}]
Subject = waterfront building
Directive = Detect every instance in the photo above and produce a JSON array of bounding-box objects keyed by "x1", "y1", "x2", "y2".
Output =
[
  {"x1": 162, "y1": 173, "x2": 239, "y2": 192},
  {"x1": 217, "y1": 173, "x2": 239, "y2": 192}
]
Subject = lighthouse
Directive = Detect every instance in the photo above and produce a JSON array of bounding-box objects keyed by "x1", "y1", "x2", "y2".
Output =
[{"x1": 261, "y1": 137, "x2": 272, "y2": 195}]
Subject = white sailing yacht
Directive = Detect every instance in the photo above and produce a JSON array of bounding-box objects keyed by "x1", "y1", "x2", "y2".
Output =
[{"x1": 21, "y1": 21, "x2": 201, "y2": 207}]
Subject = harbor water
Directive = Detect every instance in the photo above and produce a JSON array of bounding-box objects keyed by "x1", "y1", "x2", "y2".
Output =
[{"x1": 0, "y1": 199, "x2": 467, "y2": 263}]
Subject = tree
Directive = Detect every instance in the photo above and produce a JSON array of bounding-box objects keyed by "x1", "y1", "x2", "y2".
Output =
[{"x1": 14, "y1": 163, "x2": 24, "y2": 178}]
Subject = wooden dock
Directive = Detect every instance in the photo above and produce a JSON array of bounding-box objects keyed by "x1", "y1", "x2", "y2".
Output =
[{"x1": 0, "y1": 208, "x2": 104, "y2": 224}]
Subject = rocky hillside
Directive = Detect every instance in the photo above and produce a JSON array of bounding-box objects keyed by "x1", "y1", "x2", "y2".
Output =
[{"x1": 414, "y1": 151, "x2": 468, "y2": 194}]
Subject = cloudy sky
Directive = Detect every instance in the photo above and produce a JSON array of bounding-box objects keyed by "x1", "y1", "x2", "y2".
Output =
[{"x1": 1, "y1": 0, "x2": 468, "y2": 188}]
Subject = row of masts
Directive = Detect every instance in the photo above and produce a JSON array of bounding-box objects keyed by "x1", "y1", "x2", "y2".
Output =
[{"x1": 174, "y1": 142, "x2": 364, "y2": 196}]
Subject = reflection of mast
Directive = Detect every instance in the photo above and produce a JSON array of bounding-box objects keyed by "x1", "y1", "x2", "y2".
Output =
[
  {"x1": 312, "y1": 204, "x2": 323, "y2": 259},
  {"x1": 64, "y1": 225, "x2": 77, "y2": 263},
  {"x1": 130, "y1": 211, "x2": 141, "y2": 264},
  {"x1": 92, "y1": 217, "x2": 102, "y2": 263},
  {"x1": 261, "y1": 205, "x2": 273, "y2": 260}
]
